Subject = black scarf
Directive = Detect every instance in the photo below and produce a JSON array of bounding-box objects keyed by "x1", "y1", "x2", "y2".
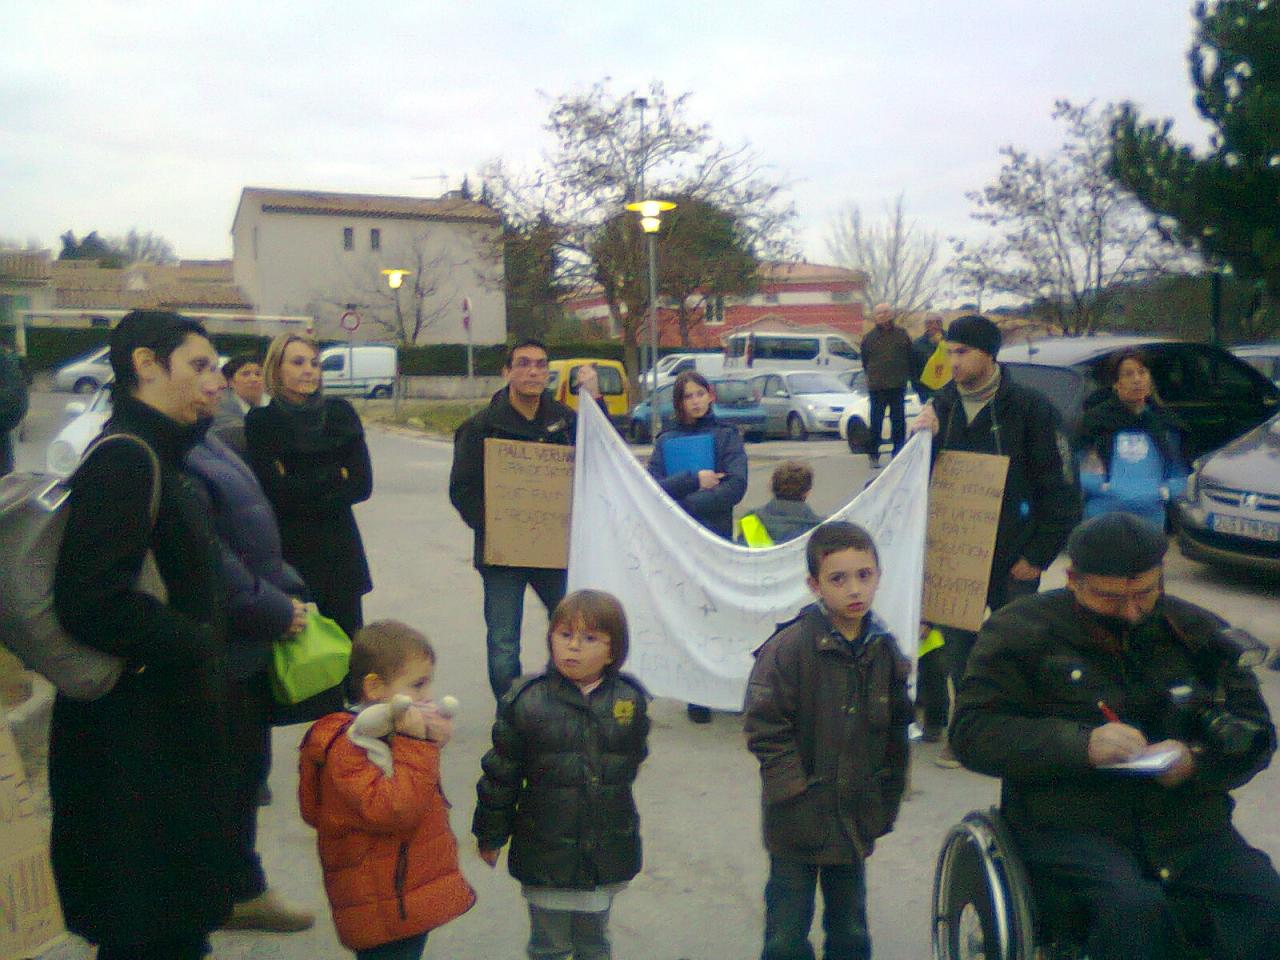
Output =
[{"x1": 270, "y1": 393, "x2": 331, "y2": 452}]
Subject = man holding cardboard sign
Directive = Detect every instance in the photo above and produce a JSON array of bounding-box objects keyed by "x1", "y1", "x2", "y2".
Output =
[
  {"x1": 449, "y1": 339, "x2": 601, "y2": 699},
  {"x1": 912, "y1": 315, "x2": 1080, "y2": 762}
]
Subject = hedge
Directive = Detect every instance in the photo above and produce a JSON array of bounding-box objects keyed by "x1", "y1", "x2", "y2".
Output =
[{"x1": 20, "y1": 326, "x2": 692, "y2": 375}]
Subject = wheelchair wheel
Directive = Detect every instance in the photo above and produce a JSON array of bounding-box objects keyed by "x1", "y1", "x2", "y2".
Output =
[{"x1": 932, "y1": 808, "x2": 1038, "y2": 960}]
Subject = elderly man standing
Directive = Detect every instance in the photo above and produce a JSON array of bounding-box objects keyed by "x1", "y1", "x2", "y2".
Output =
[
  {"x1": 951, "y1": 514, "x2": 1280, "y2": 960},
  {"x1": 858, "y1": 303, "x2": 914, "y2": 467}
]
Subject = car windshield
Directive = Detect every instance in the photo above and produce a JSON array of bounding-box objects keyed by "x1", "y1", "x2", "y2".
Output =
[
  {"x1": 712, "y1": 380, "x2": 754, "y2": 404},
  {"x1": 787, "y1": 373, "x2": 848, "y2": 395}
]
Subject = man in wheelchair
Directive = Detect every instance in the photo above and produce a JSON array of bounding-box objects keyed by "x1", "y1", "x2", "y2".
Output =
[{"x1": 950, "y1": 513, "x2": 1280, "y2": 960}]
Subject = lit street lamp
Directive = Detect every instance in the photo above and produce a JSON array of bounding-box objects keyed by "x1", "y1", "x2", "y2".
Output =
[
  {"x1": 625, "y1": 198, "x2": 676, "y2": 442},
  {"x1": 381, "y1": 268, "x2": 412, "y2": 414}
]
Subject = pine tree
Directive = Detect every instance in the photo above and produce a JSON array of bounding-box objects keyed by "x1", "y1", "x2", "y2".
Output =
[{"x1": 1111, "y1": 1, "x2": 1280, "y2": 295}]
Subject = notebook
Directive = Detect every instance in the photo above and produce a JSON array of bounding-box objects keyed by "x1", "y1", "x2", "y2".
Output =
[{"x1": 661, "y1": 434, "x2": 716, "y2": 476}]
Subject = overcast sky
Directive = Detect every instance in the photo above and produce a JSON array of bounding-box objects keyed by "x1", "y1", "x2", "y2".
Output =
[{"x1": 2, "y1": 1, "x2": 1212, "y2": 278}]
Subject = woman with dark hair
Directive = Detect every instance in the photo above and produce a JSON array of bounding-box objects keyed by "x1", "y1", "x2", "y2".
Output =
[
  {"x1": 1075, "y1": 349, "x2": 1188, "y2": 528},
  {"x1": 245, "y1": 333, "x2": 373, "y2": 639},
  {"x1": 647, "y1": 370, "x2": 748, "y2": 724}
]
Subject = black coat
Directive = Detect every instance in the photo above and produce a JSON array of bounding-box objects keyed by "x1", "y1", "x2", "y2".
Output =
[
  {"x1": 185, "y1": 431, "x2": 308, "y2": 679},
  {"x1": 0, "y1": 347, "x2": 28, "y2": 475},
  {"x1": 473, "y1": 669, "x2": 650, "y2": 888},
  {"x1": 930, "y1": 370, "x2": 1081, "y2": 583},
  {"x1": 244, "y1": 397, "x2": 373, "y2": 613},
  {"x1": 647, "y1": 413, "x2": 749, "y2": 540},
  {"x1": 745, "y1": 605, "x2": 912, "y2": 863},
  {"x1": 951, "y1": 589, "x2": 1276, "y2": 881},
  {"x1": 860, "y1": 324, "x2": 914, "y2": 391},
  {"x1": 51, "y1": 394, "x2": 236, "y2": 944},
  {"x1": 449, "y1": 388, "x2": 577, "y2": 568},
  {"x1": 1075, "y1": 394, "x2": 1185, "y2": 476}
]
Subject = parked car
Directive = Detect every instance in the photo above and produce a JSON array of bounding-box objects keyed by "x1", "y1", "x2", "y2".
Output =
[
  {"x1": 547, "y1": 358, "x2": 631, "y2": 426},
  {"x1": 52, "y1": 346, "x2": 112, "y2": 394},
  {"x1": 723, "y1": 330, "x2": 861, "y2": 373},
  {"x1": 1176, "y1": 411, "x2": 1280, "y2": 571},
  {"x1": 627, "y1": 377, "x2": 765, "y2": 444},
  {"x1": 742, "y1": 370, "x2": 864, "y2": 441},
  {"x1": 1232, "y1": 341, "x2": 1280, "y2": 387},
  {"x1": 836, "y1": 369, "x2": 924, "y2": 453},
  {"x1": 639, "y1": 352, "x2": 726, "y2": 392},
  {"x1": 46, "y1": 386, "x2": 113, "y2": 476},
  {"x1": 319, "y1": 344, "x2": 397, "y2": 399},
  {"x1": 998, "y1": 335, "x2": 1280, "y2": 461}
]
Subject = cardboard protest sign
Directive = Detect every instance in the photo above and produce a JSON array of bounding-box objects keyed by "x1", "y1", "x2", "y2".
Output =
[
  {"x1": 484, "y1": 439, "x2": 575, "y2": 568},
  {"x1": 923, "y1": 451, "x2": 1009, "y2": 632},
  {"x1": 0, "y1": 706, "x2": 65, "y2": 960}
]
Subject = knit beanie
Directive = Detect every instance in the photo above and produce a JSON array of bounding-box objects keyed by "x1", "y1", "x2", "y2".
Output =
[
  {"x1": 945, "y1": 314, "x2": 1002, "y2": 358},
  {"x1": 1066, "y1": 513, "x2": 1168, "y2": 577}
]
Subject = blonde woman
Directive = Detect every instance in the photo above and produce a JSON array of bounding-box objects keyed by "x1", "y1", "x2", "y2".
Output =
[{"x1": 246, "y1": 334, "x2": 373, "y2": 642}]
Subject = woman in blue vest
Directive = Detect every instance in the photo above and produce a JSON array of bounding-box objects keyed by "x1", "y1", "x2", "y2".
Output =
[{"x1": 1075, "y1": 349, "x2": 1187, "y2": 529}]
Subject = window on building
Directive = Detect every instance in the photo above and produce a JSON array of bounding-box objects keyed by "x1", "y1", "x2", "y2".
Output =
[
  {"x1": 252, "y1": 226, "x2": 259, "y2": 260},
  {"x1": 704, "y1": 296, "x2": 726, "y2": 325},
  {"x1": 831, "y1": 290, "x2": 852, "y2": 303},
  {"x1": 371, "y1": 228, "x2": 381, "y2": 251},
  {"x1": 343, "y1": 227, "x2": 354, "y2": 251}
]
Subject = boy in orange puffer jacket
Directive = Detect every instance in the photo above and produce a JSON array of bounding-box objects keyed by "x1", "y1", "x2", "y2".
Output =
[{"x1": 300, "y1": 621, "x2": 476, "y2": 959}]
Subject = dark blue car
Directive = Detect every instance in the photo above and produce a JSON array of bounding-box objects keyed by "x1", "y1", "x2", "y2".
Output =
[{"x1": 628, "y1": 377, "x2": 766, "y2": 444}]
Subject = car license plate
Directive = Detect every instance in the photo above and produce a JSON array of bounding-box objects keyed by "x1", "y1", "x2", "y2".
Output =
[{"x1": 1209, "y1": 514, "x2": 1280, "y2": 542}]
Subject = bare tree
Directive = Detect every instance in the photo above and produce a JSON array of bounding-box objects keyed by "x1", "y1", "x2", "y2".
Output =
[
  {"x1": 483, "y1": 79, "x2": 796, "y2": 381},
  {"x1": 826, "y1": 194, "x2": 941, "y2": 317},
  {"x1": 316, "y1": 232, "x2": 478, "y2": 346},
  {"x1": 108, "y1": 229, "x2": 177, "y2": 265},
  {"x1": 958, "y1": 100, "x2": 1195, "y2": 335}
]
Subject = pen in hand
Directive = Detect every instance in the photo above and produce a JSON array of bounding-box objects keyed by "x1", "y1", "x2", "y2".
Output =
[{"x1": 1097, "y1": 700, "x2": 1121, "y2": 724}]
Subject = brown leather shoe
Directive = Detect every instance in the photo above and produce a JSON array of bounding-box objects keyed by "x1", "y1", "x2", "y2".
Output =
[{"x1": 223, "y1": 890, "x2": 315, "y2": 933}]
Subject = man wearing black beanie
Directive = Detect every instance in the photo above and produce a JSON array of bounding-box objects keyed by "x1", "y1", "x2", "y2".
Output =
[
  {"x1": 950, "y1": 513, "x2": 1280, "y2": 959},
  {"x1": 911, "y1": 314, "x2": 1080, "y2": 764}
]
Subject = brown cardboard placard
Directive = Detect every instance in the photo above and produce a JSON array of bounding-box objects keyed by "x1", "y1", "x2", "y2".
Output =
[
  {"x1": 0, "y1": 706, "x2": 65, "y2": 960},
  {"x1": 483, "y1": 439, "x2": 575, "y2": 569},
  {"x1": 923, "y1": 451, "x2": 1010, "y2": 632}
]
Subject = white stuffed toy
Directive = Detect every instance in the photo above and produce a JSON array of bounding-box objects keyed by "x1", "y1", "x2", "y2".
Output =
[{"x1": 346, "y1": 694, "x2": 460, "y2": 777}]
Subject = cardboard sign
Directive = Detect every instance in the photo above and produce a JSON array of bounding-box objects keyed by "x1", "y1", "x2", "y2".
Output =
[
  {"x1": 484, "y1": 439, "x2": 575, "y2": 569},
  {"x1": 0, "y1": 707, "x2": 65, "y2": 960},
  {"x1": 923, "y1": 451, "x2": 1009, "y2": 632}
]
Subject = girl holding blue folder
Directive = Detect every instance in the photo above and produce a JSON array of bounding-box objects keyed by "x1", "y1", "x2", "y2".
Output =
[
  {"x1": 1075, "y1": 349, "x2": 1187, "y2": 530},
  {"x1": 647, "y1": 370, "x2": 749, "y2": 723}
]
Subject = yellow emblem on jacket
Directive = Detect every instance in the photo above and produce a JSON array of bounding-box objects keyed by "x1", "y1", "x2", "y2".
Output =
[{"x1": 613, "y1": 699, "x2": 635, "y2": 725}]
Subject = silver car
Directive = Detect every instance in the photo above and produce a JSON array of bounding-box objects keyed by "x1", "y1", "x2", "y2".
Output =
[
  {"x1": 52, "y1": 346, "x2": 112, "y2": 393},
  {"x1": 746, "y1": 370, "x2": 863, "y2": 440},
  {"x1": 1177, "y1": 411, "x2": 1280, "y2": 571},
  {"x1": 1232, "y1": 342, "x2": 1280, "y2": 387}
]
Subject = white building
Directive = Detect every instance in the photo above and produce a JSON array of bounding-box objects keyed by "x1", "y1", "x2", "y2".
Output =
[{"x1": 231, "y1": 187, "x2": 506, "y2": 344}]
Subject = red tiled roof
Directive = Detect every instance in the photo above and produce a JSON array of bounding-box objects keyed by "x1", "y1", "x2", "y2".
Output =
[{"x1": 235, "y1": 187, "x2": 500, "y2": 228}]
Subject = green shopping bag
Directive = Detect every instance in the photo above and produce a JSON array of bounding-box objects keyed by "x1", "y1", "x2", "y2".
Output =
[{"x1": 269, "y1": 608, "x2": 352, "y2": 706}]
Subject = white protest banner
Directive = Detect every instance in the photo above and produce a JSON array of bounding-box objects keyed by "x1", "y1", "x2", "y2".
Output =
[
  {"x1": 0, "y1": 705, "x2": 65, "y2": 960},
  {"x1": 568, "y1": 397, "x2": 930, "y2": 710}
]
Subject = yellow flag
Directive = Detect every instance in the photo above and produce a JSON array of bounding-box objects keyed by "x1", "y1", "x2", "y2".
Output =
[{"x1": 920, "y1": 341, "x2": 952, "y2": 390}]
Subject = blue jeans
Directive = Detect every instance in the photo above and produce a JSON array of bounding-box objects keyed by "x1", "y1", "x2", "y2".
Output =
[
  {"x1": 480, "y1": 565, "x2": 567, "y2": 699},
  {"x1": 356, "y1": 932, "x2": 427, "y2": 960},
  {"x1": 762, "y1": 856, "x2": 870, "y2": 960}
]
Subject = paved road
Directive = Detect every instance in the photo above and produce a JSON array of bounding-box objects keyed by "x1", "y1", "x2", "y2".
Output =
[{"x1": 13, "y1": 391, "x2": 1280, "y2": 960}]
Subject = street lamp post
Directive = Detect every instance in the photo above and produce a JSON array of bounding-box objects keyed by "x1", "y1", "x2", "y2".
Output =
[
  {"x1": 381, "y1": 268, "x2": 412, "y2": 416},
  {"x1": 625, "y1": 199, "x2": 676, "y2": 442}
]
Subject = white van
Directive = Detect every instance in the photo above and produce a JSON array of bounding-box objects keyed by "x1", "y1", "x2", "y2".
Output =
[
  {"x1": 320, "y1": 345, "x2": 397, "y2": 398},
  {"x1": 722, "y1": 331, "x2": 861, "y2": 373}
]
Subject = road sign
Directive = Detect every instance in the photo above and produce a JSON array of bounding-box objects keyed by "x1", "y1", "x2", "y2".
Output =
[{"x1": 339, "y1": 310, "x2": 361, "y2": 332}]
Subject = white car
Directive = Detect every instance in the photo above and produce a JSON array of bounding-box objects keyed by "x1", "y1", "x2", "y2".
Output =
[
  {"x1": 46, "y1": 387, "x2": 112, "y2": 476},
  {"x1": 745, "y1": 370, "x2": 867, "y2": 440},
  {"x1": 836, "y1": 369, "x2": 923, "y2": 453},
  {"x1": 52, "y1": 346, "x2": 113, "y2": 394}
]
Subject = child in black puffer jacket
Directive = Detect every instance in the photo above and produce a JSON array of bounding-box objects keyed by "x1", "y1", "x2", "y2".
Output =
[{"x1": 473, "y1": 590, "x2": 650, "y2": 960}]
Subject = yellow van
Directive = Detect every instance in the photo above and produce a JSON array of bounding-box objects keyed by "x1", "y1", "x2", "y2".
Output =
[{"x1": 547, "y1": 358, "x2": 631, "y2": 424}]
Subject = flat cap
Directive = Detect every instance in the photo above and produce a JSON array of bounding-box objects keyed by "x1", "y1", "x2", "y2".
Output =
[{"x1": 1066, "y1": 513, "x2": 1168, "y2": 577}]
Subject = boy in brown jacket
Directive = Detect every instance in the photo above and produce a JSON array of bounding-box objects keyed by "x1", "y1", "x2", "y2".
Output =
[{"x1": 745, "y1": 522, "x2": 912, "y2": 960}]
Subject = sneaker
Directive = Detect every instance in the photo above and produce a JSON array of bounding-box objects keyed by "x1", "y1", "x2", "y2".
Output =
[
  {"x1": 921, "y1": 724, "x2": 944, "y2": 744},
  {"x1": 934, "y1": 744, "x2": 961, "y2": 769},
  {"x1": 223, "y1": 890, "x2": 315, "y2": 933},
  {"x1": 686, "y1": 704, "x2": 713, "y2": 724}
]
